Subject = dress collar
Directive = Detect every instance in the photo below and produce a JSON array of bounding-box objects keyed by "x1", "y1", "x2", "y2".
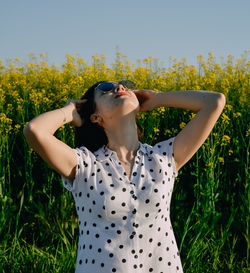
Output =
[{"x1": 94, "y1": 141, "x2": 148, "y2": 162}]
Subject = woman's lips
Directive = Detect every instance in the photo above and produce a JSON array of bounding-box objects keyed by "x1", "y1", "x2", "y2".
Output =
[{"x1": 115, "y1": 92, "x2": 129, "y2": 98}]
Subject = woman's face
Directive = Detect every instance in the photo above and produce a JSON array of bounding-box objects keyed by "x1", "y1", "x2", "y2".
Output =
[{"x1": 90, "y1": 81, "x2": 140, "y2": 127}]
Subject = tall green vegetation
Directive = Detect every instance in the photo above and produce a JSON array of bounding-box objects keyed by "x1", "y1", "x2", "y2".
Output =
[{"x1": 0, "y1": 51, "x2": 249, "y2": 272}]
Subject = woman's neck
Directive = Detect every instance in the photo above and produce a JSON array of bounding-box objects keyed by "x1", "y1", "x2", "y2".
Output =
[{"x1": 105, "y1": 120, "x2": 140, "y2": 162}]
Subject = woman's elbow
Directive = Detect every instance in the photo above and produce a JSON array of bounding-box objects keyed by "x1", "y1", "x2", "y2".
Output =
[
  {"x1": 217, "y1": 93, "x2": 226, "y2": 109},
  {"x1": 210, "y1": 92, "x2": 226, "y2": 109},
  {"x1": 23, "y1": 122, "x2": 37, "y2": 140}
]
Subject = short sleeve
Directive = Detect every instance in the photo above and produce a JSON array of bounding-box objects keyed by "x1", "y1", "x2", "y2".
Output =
[
  {"x1": 61, "y1": 146, "x2": 91, "y2": 192},
  {"x1": 153, "y1": 137, "x2": 178, "y2": 178}
]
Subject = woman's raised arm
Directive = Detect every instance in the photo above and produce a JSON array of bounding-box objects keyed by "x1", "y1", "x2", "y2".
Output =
[
  {"x1": 133, "y1": 89, "x2": 226, "y2": 171},
  {"x1": 23, "y1": 100, "x2": 86, "y2": 182}
]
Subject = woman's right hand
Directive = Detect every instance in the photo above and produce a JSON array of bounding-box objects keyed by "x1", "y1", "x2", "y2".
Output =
[{"x1": 65, "y1": 99, "x2": 87, "y2": 127}]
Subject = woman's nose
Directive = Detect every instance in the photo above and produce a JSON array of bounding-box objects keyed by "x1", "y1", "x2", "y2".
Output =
[{"x1": 117, "y1": 84, "x2": 126, "y2": 91}]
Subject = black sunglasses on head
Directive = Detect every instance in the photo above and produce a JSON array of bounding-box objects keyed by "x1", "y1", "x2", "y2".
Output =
[{"x1": 95, "y1": 80, "x2": 135, "y2": 93}]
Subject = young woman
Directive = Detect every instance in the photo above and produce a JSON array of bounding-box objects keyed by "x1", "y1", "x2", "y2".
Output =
[{"x1": 23, "y1": 80, "x2": 226, "y2": 273}]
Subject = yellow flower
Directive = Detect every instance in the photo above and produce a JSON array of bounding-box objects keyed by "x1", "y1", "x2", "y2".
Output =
[
  {"x1": 218, "y1": 157, "x2": 224, "y2": 165},
  {"x1": 189, "y1": 113, "x2": 196, "y2": 119},
  {"x1": 179, "y1": 122, "x2": 186, "y2": 129},
  {"x1": 164, "y1": 129, "x2": 171, "y2": 136},
  {"x1": 233, "y1": 112, "x2": 242, "y2": 118},
  {"x1": 221, "y1": 135, "x2": 231, "y2": 146},
  {"x1": 158, "y1": 107, "x2": 165, "y2": 114},
  {"x1": 207, "y1": 162, "x2": 214, "y2": 167},
  {"x1": 221, "y1": 113, "x2": 230, "y2": 125},
  {"x1": 228, "y1": 149, "x2": 233, "y2": 156},
  {"x1": 210, "y1": 148, "x2": 215, "y2": 154},
  {"x1": 153, "y1": 128, "x2": 160, "y2": 135}
]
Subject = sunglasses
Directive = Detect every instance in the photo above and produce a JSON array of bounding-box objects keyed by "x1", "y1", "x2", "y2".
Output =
[{"x1": 95, "y1": 80, "x2": 136, "y2": 94}]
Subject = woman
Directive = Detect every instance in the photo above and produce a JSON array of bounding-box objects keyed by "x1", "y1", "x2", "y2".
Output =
[{"x1": 23, "y1": 80, "x2": 226, "y2": 273}]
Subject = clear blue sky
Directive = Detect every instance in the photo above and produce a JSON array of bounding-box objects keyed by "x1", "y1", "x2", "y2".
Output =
[{"x1": 0, "y1": 0, "x2": 249, "y2": 68}]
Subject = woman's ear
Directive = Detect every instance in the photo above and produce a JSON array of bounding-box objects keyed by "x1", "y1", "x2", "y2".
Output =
[{"x1": 90, "y1": 113, "x2": 102, "y2": 125}]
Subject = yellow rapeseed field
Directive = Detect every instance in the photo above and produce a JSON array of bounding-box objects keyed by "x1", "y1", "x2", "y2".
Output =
[{"x1": 0, "y1": 51, "x2": 249, "y2": 272}]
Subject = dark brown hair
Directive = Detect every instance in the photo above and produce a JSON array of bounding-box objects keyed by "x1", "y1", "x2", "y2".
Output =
[{"x1": 75, "y1": 81, "x2": 143, "y2": 152}]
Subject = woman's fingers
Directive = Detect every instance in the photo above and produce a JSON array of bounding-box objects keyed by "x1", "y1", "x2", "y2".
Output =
[
  {"x1": 64, "y1": 99, "x2": 88, "y2": 127},
  {"x1": 75, "y1": 99, "x2": 87, "y2": 111}
]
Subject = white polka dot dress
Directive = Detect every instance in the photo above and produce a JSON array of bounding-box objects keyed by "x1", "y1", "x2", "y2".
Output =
[{"x1": 61, "y1": 137, "x2": 184, "y2": 273}]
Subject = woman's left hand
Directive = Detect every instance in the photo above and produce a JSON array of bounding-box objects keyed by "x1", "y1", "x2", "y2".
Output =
[{"x1": 132, "y1": 89, "x2": 160, "y2": 111}]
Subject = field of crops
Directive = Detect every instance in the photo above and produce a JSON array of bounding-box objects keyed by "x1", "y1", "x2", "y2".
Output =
[{"x1": 0, "y1": 51, "x2": 249, "y2": 272}]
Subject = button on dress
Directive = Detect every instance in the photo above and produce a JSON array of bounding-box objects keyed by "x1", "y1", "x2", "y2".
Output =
[{"x1": 61, "y1": 137, "x2": 184, "y2": 273}]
